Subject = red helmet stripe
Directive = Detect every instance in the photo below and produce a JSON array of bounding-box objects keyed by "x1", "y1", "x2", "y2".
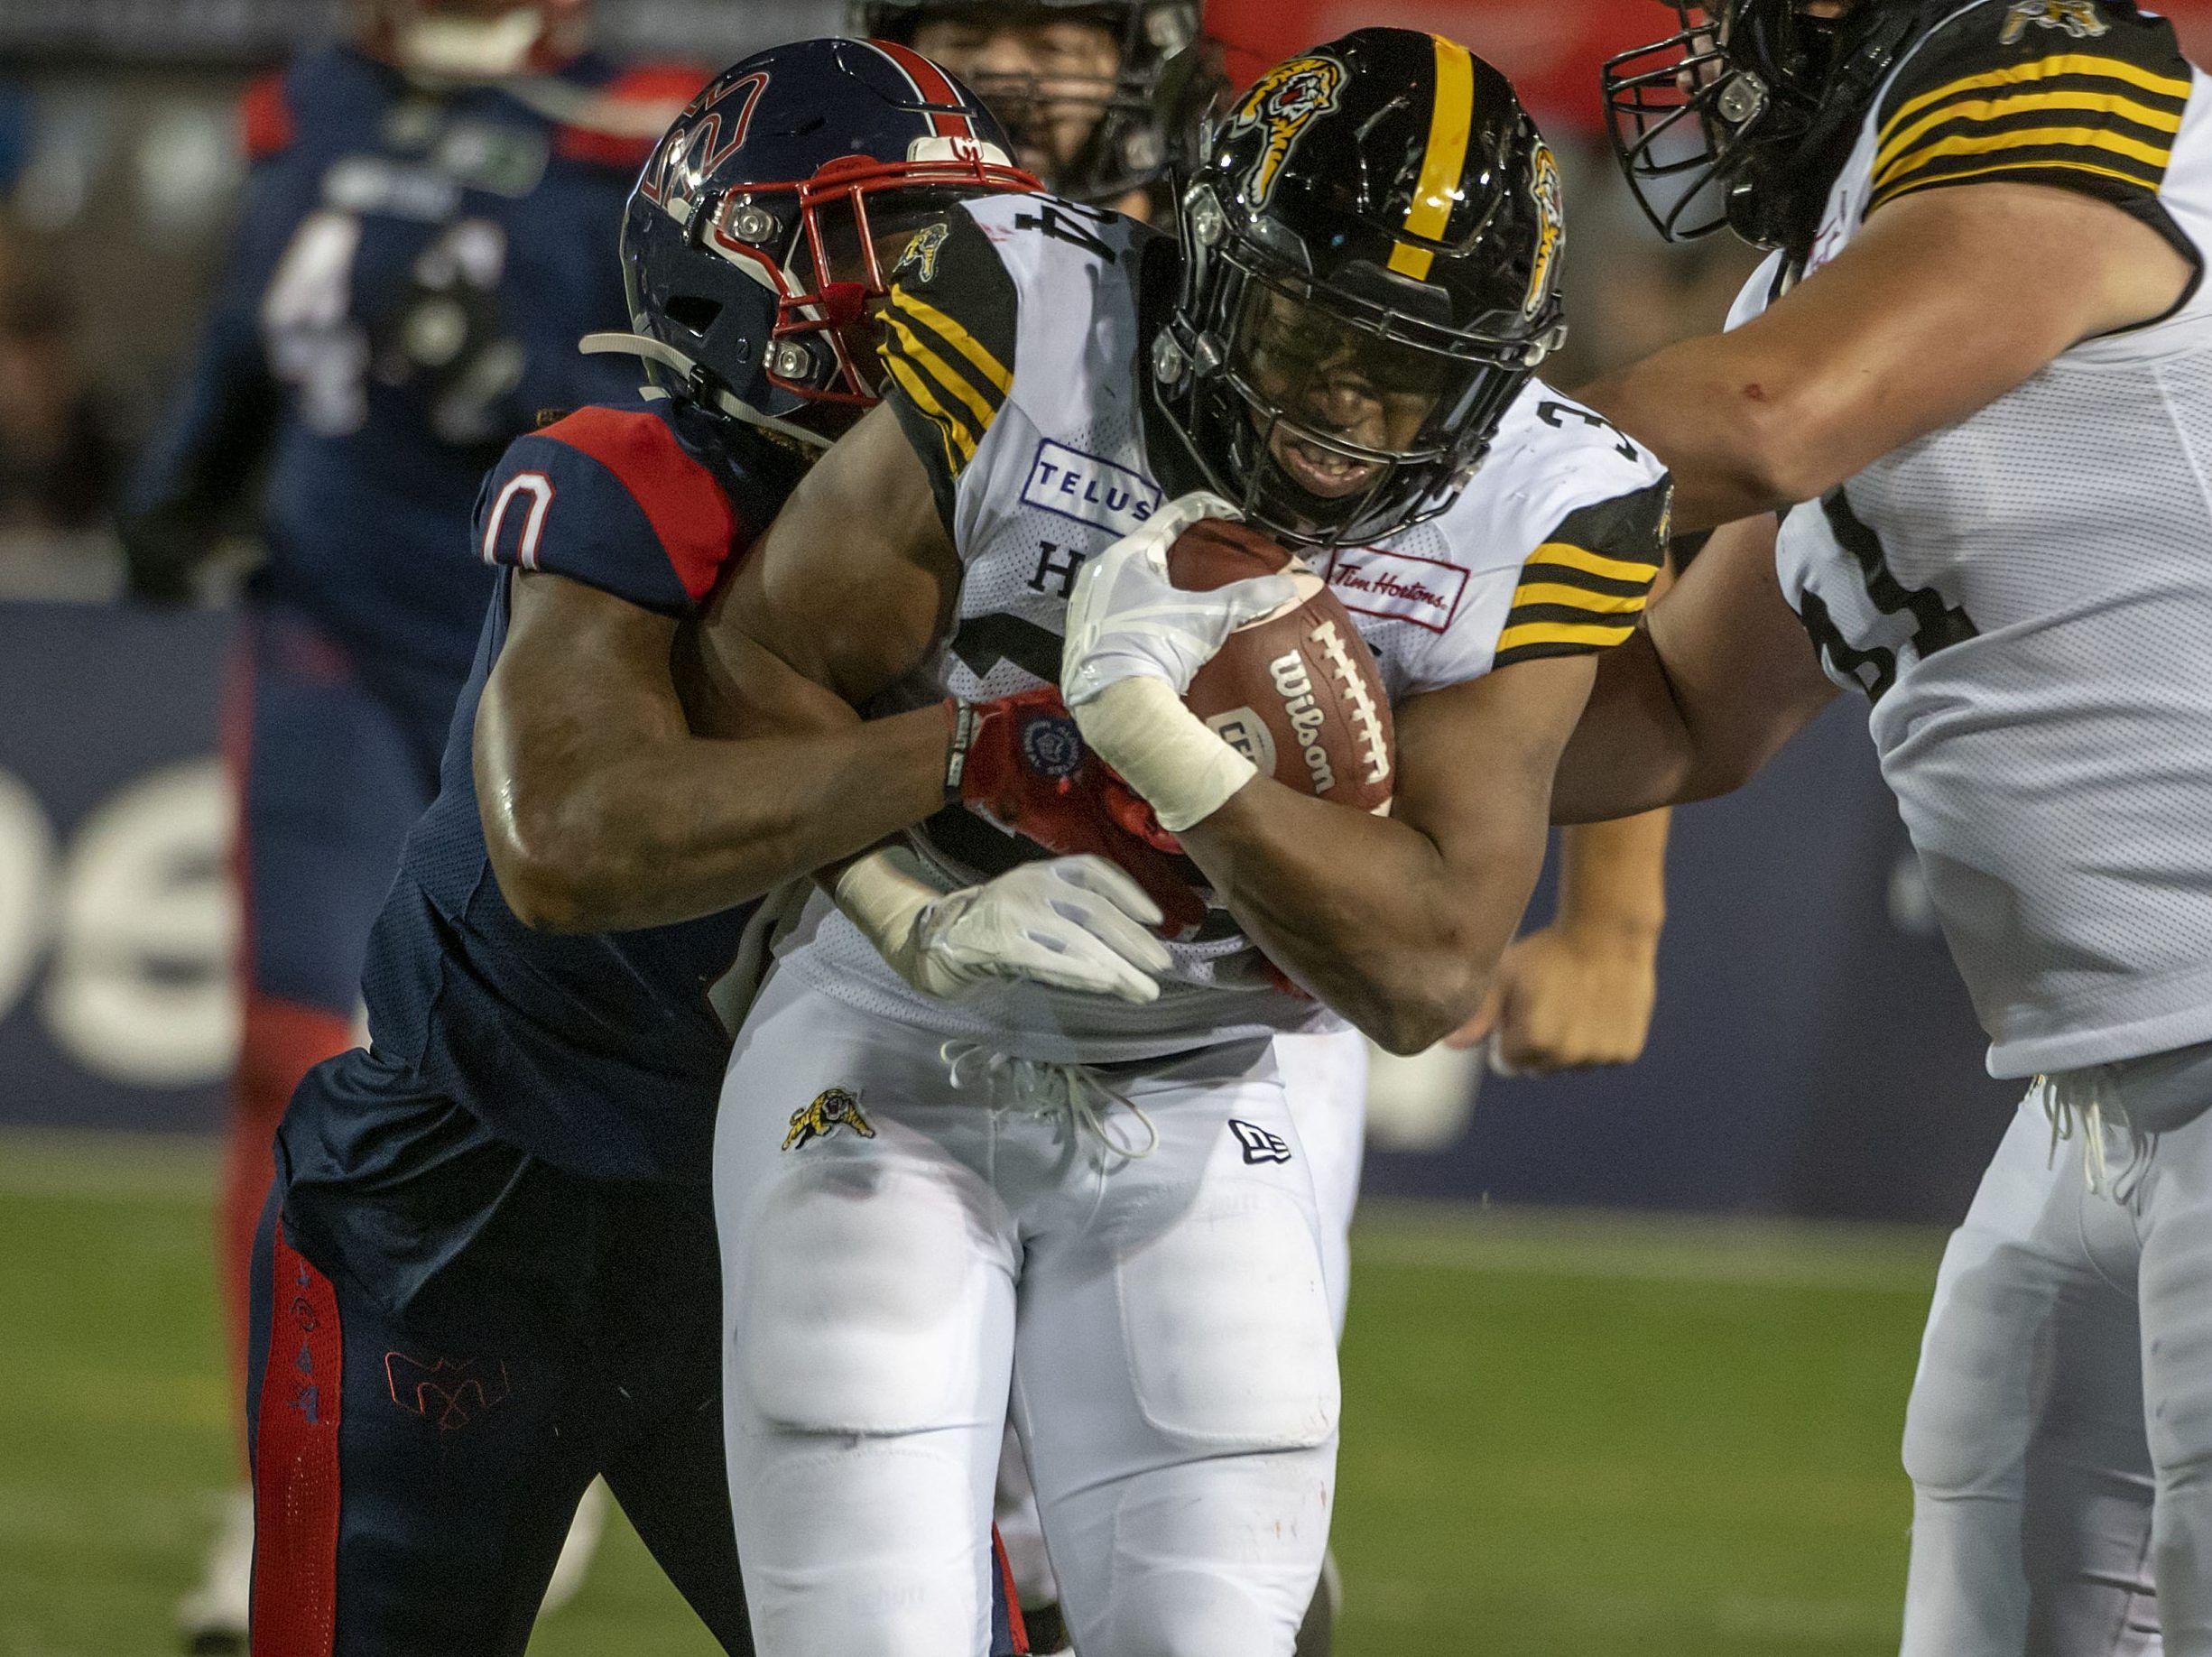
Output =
[{"x1": 869, "y1": 38, "x2": 977, "y2": 141}]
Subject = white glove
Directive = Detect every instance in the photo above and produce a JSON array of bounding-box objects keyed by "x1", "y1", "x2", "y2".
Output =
[
  {"x1": 1061, "y1": 490, "x2": 1299, "y2": 704},
  {"x1": 834, "y1": 847, "x2": 1171, "y2": 1005},
  {"x1": 1061, "y1": 491, "x2": 1296, "y2": 834}
]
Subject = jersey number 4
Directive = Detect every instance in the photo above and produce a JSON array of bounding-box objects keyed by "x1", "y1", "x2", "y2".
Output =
[
  {"x1": 1013, "y1": 200, "x2": 1118, "y2": 264},
  {"x1": 1797, "y1": 486, "x2": 1976, "y2": 701}
]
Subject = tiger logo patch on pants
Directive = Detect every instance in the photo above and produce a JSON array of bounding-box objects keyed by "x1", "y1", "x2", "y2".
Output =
[{"x1": 783, "y1": 1087, "x2": 876, "y2": 1151}]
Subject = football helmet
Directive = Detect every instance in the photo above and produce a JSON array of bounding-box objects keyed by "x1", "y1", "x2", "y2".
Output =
[
  {"x1": 596, "y1": 38, "x2": 1036, "y2": 449},
  {"x1": 849, "y1": 1, "x2": 1198, "y2": 204},
  {"x1": 1603, "y1": 0, "x2": 1930, "y2": 246},
  {"x1": 356, "y1": 0, "x2": 590, "y2": 79},
  {"x1": 1153, "y1": 28, "x2": 1569, "y2": 549}
]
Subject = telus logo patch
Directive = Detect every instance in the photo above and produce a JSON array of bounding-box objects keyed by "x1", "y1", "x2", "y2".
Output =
[{"x1": 1022, "y1": 441, "x2": 1161, "y2": 538}]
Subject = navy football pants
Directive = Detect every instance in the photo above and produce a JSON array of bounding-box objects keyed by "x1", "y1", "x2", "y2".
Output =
[
  {"x1": 246, "y1": 1067, "x2": 1029, "y2": 1655},
  {"x1": 245, "y1": 1071, "x2": 753, "y2": 1655}
]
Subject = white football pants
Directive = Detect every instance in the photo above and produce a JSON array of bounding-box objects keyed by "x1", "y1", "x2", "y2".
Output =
[
  {"x1": 992, "y1": 1026, "x2": 1371, "y2": 1622},
  {"x1": 715, "y1": 971, "x2": 1341, "y2": 1657},
  {"x1": 1902, "y1": 1044, "x2": 2212, "y2": 1656}
]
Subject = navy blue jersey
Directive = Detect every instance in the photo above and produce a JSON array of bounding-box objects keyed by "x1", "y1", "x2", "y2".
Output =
[
  {"x1": 349, "y1": 393, "x2": 809, "y2": 1182},
  {"x1": 128, "y1": 46, "x2": 701, "y2": 679}
]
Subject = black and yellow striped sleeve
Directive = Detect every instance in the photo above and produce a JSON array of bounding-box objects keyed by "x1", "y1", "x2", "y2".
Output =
[
  {"x1": 875, "y1": 209, "x2": 1019, "y2": 532},
  {"x1": 1492, "y1": 480, "x2": 1671, "y2": 670},
  {"x1": 1866, "y1": 2, "x2": 2195, "y2": 235}
]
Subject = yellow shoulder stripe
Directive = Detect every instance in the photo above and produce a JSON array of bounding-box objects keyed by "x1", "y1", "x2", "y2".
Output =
[
  {"x1": 882, "y1": 307, "x2": 998, "y2": 430},
  {"x1": 1508, "y1": 582, "x2": 1649, "y2": 616},
  {"x1": 1880, "y1": 52, "x2": 2191, "y2": 148},
  {"x1": 1389, "y1": 35, "x2": 1475, "y2": 282},
  {"x1": 1872, "y1": 152, "x2": 2170, "y2": 205},
  {"x1": 1522, "y1": 542, "x2": 1661, "y2": 586},
  {"x1": 886, "y1": 285, "x2": 1013, "y2": 396},
  {"x1": 1875, "y1": 122, "x2": 2171, "y2": 190},
  {"x1": 1495, "y1": 619, "x2": 1638, "y2": 656},
  {"x1": 1875, "y1": 87, "x2": 2183, "y2": 177},
  {"x1": 881, "y1": 352, "x2": 977, "y2": 467}
]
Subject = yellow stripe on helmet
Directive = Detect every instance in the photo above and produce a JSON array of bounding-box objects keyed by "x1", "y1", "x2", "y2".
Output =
[{"x1": 1389, "y1": 36, "x2": 1476, "y2": 282}]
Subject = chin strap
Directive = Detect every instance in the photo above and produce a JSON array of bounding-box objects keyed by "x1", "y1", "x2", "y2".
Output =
[{"x1": 577, "y1": 333, "x2": 833, "y2": 451}]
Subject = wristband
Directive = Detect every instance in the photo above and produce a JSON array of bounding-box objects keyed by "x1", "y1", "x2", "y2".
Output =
[
  {"x1": 942, "y1": 699, "x2": 980, "y2": 803},
  {"x1": 1069, "y1": 677, "x2": 1257, "y2": 833}
]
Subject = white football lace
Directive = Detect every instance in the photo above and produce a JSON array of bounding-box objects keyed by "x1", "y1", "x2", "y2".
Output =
[
  {"x1": 2035, "y1": 1067, "x2": 2142, "y2": 1201},
  {"x1": 940, "y1": 1041, "x2": 1160, "y2": 1164}
]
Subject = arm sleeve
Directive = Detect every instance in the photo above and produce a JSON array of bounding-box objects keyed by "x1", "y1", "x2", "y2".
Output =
[
  {"x1": 1865, "y1": 1, "x2": 2198, "y2": 264},
  {"x1": 875, "y1": 207, "x2": 1022, "y2": 537},
  {"x1": 474, "y1": 407, "x2": 742, "y2": 616},
  {"x1": 119, "y1": 86, "x2": 299, "y2": 547},
  {"x1": 1492, "y1": 477, "x2": 1673, "y2": 671}
]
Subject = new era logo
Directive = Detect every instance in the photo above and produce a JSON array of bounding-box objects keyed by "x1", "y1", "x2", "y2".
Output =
[{"x1": 1229, "y1": 1119, "x2": 1293, "y2": 1164}]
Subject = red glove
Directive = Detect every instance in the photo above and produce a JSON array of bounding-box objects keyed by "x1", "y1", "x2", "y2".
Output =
[{"x1": 950, "y1": 689, "x2": 1208, "y2": 940}]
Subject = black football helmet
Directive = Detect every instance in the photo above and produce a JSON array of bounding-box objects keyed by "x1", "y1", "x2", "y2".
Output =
[
  {"x1": 848, "y1": 1, "x2": 1198, "y2": 204},
  {"x1": 1153, "y1": 28, "x2": 1569, "y2": 549},
  {"x1": 1603, "y1": 0, "x2": 1931, "y2": 247}
]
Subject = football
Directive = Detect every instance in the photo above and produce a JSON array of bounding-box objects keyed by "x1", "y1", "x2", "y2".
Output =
[{"x1": 1168, "y1": 517, "x2": 1394, "y2": 816}]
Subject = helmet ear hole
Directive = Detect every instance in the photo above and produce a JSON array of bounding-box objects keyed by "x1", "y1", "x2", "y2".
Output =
[{"x1": 663, "y1": 295, "x2": 723, "y2": 338}]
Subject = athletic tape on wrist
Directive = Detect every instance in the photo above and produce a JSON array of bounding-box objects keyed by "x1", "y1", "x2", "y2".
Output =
[
  {"x1": 1071, "y1": 677, "x2": 1256, "y2": 833},
  {"x1": 832, "y1": 847, "x2": 938, "y2": 971}
]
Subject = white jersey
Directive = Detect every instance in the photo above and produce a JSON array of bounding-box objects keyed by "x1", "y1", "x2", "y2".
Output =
[
  {"x1": 774, "y1": 192, "x2": 1671, "y2": 1061},
  {"x1": 1728, "y1": 0, "x2": 2212, "y2": 1077}
]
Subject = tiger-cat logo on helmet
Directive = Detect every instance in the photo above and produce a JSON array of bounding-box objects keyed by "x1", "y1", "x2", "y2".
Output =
[
  {"x1": 1525, "y1": 142, "x2": 1566, "y2": 319},
  {"x1": 2000, "y1": 0, "x2": 2108, "y2": 45},
  {"x1": 782, "y1": 1087, "x2": 876, "y2": 1151},
  {"x1": 1228, "y1": 55, "x2": 1347, "y2": 204}
]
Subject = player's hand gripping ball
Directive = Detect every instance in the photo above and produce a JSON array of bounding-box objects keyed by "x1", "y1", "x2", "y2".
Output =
[{"x1": 1166, "y1": 517, "x2": 1395, "y2": 826}]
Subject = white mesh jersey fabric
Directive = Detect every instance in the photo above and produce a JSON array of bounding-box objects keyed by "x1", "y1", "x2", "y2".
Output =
[
  {"x1": 1727, "y1": 11, "x2": 2212, "y2": 1077},
  {"x1": 779, "y1": 194, "x2": 1668, "y2": 1062}
]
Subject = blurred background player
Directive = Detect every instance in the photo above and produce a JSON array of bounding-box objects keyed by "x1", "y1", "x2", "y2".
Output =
[
  {"x1": 247, "y1": 37, "x2": 1043, "y2": 1657},
  {"x1": 113, "y1": 1, "x2": 700, "y2": 1645},
  {"x1": 851, "y1": 0, "x2": 1195, "y2": 218}
]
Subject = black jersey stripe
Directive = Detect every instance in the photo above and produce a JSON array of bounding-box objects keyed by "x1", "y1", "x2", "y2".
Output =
[
  {"x1": 1511, "y1": 560, "x2": 1654, "y2": 602},
  {"x1": 1493, "y1": 630, "x2": 1635, "y2": 669},
  {"x1": 1875, "y1": 83, "x2": 2182, "y2": 180},
  {"x1": 1878, "y1": 50, "x2": 2190, "y2": 152}
]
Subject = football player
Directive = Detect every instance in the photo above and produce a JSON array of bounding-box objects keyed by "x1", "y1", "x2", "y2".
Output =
[
  {"x1": 239, "y1": 40, "x2": 1054, "y2": 1657},
  {"x1": 1560, "y1": 0, "x2": 2212, "y2": 1648},
  {"x1": 848, "y1": 21, "x2": 1671, "y2": 1649},
  {"x1": 850, "y1": 0, "x2": 1195, "y2": 218},
  {"x1": 689, "y1": 30, "x2": 1672, "y2": 1654},
  {"x1": 116, "y1": 2, "x2": 699, "y2": 1643}
]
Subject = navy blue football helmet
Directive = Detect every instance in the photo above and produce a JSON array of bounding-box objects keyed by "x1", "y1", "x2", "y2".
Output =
[{"x1": 588, "y1": 38, "x2": 1035, "y2": 449}]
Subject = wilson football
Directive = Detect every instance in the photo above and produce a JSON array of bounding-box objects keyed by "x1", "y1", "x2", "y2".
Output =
[{"x1": 1168, "y1": 518, "x2": 1394, "y2": 816}]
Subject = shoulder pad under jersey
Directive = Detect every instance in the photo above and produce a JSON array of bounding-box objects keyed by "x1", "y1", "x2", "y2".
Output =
[
  {"x1": 1482, "y1": 387, "x2": 1673, "y2": 669},
  {"x1": 475, "y1": 399, "x2": 756, "y2": 615},
  {"x1": 1864, "y1": 0, "x2": 2195, "y2": 235},
  {"x1": 875, "y1": 199, "x2": 1028, "y2": 532}
]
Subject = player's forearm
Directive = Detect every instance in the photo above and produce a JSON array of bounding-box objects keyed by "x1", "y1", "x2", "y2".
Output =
[
  {"x1": 1549, "y1": 629, "x2": 1706, "y2": 823},
  {"x1": 1555, "y1": 810, "x2": 1669, "y2": 949},
  {"x1": 1578, "y1": 344, "x2": 1819, "y2": 535},
  {"x1": 486, "y1": 706, "x2": 949, "y2": 933},
  {"x1": 1180, "y1": 778, "x2": 1545, "y2": 1056}
]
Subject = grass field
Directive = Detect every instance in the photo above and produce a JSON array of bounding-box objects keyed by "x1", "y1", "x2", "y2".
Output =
[{"x1": 0, "y1": 1131, "x2": 1943, "y2": 1656}]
